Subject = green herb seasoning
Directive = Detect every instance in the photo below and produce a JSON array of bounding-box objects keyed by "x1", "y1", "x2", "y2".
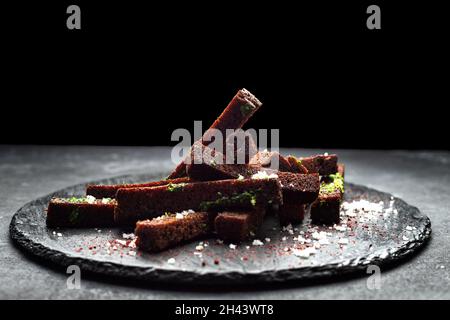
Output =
[
  {"x1": 199, "y1": 190, "x2": 260, "y2": 211},
  {"x1": 320, "y1": 173, "x2": 344, "y2": 194},
  {"x1": 167, "y1": 183, "x2": 187, "y2": 192},
  {"x1": 240, "y1": 104, "x2": 255, "y2": 117},
  {"x1": 67, "y1": 197, "x2": 85, "y2": 203}
]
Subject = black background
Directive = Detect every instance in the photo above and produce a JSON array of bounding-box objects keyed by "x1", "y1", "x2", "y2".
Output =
[{"x1": 2, "y1": 1, "x2": 448, "y2": 149}]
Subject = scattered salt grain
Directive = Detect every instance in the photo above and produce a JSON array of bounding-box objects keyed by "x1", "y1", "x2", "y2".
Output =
[
  {"x1": 196, "y1": 245, "x2": 204, "y2": 251},
  {"x1": 293, "y1": 247, "x2": 316, "y2": 259},
  {"x1": 265, "y1": 238, "x2": 271, "y2": 243},
  {"x1": 167, "y1": 258, "x2": 176, "y2": 264},
  {"x1": 229, "y1": 244, "x2": 237, "y2": 250},
  {"x1": 251, "y1": 170, "x2": 278, "y2": 180},
  {"x1": 312, "y1": 231, "x2": 327, "y2": 240},
  {"x1": 57, "y1": 233, "x2": 62, "y2": 237},
  {"x1": 86, "y1": 195, "x2": 96, "y2": 204},
  {"x1": 297, "y1": 236, "x2": 306, "y2": 244},
  {"x1": 122, "y1": 233, "x2": 135, "y2": 240},
  {"x1": 252, "y1": 239, "x2": 264, "y2": 246}
]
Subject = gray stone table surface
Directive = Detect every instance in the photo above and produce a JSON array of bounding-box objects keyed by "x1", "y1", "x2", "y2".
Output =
[{"x1": 0, "y1": 145, "x2": 449, "y2": 299}]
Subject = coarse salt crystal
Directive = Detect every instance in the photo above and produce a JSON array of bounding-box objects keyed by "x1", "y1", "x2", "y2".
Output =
[
  {"x1": 265, "y1": 238, "x2": 271, "y2": 242},
  {"x1": 312, "y1": 231, "x2": 327, "y2": 240},
  {"x1": 167, "y1": 258, "x2": 176, "y2": 264},
  {"x1": 297, "y1": 236, "x2": 306, "y2": 243},
  {"x1": 181, "y1": 209, "x2": 194, "y2": 216},
  {"x1": 282, "y1": 236, "x2": 287, "y2": 241},
  {"x1": 57, "y1": 233, "x2": 62, "y2": 237},
  {"x1": 292, "y1": 247, "x2": 316, "y2": 259},
  {"x1": 251, "y1": 170, "x2": 278, "y2": 180},
  {"x1": 122, "y1": 233, "x2": 135, "y2": 240},
  {"x1": 86, "y1": 195, "x2": 96, "y2": 204},
  {"x1": 229, "y1": 244, "x2": 237, "y2": 250},
  {"x1": 252, "y1": 239, "x2": 264, "y2": 246}
]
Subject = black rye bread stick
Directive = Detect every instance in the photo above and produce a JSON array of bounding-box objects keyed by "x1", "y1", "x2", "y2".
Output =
[
  {"x1": 310, "y1": 172, "x2": 345, "y2": 225},
  {"x1": 135, "y1": 211, "x2": 215, "y2": 252},
  {"x1": 286, "y1": 155, "x2": 309, "y2": 173},
  {"x1": 115, "y1": 178, "x2": 283, "y2": 225},
  {"x1": 278, "y1": 203, "x2": 305, "y2": 226},
  {"x1": 46, "y1": 197, "x2": 116, "y2": 228},
  {"x1": 186, "y1": 156, "x2": 320, "y2": 204},
  {"x1": 249, "y1": 150, "x2": 293, "y2": 172},
  {"x1": 298, "y1": 154, "x2": 338, "y2": 176},
  {"x1": 86, "y1": 177, "x2": 191, "y2": 199},
  {"x1": 214, "y1": 209, "x2": 266, "y2": 243},
  {"x1": 167, "y1": 88, "x2": 263, "y2": 179}
]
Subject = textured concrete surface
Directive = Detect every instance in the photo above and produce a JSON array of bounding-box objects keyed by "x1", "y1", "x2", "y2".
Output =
[{"x1": 0, "y1": 145, "x2": 449, "y2": 299}]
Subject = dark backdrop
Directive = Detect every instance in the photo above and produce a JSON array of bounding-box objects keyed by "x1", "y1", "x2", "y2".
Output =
[{"x1": 2, "y1": 1, "x2": 448, "y2": 149}]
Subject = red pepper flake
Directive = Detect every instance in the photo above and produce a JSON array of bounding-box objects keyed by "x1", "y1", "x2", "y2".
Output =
[
  {"x1": 214, "y1": 259, "x2": 220, "y2": 265},
  {"x1": 242, "y1": 256, "x2": 248, "y2": 261}
]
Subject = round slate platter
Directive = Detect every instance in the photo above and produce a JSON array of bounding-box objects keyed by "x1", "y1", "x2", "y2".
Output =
[{"x1": 10, "y1": 174, "x2": 431, "y2": 285}]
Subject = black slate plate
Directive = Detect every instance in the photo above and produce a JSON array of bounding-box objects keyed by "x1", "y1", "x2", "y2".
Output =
[{"x1": 10, "y1": 174, "x2": 431, "y2": 285}]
